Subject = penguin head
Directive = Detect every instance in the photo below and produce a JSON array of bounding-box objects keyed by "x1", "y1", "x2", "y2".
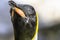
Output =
[
  {"x1": 9, "y1": 1, "x2": 37, "y2": 39},
  {"x1": 9, "y1": 0, "x2": 60, "y2": 29}
]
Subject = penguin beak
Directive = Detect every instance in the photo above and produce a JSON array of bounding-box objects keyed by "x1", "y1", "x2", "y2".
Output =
[
  {"x1": 9, "y1": 1, "x2": 26, "y2": 18},
  {"x1": 13, "y1": 7, "x2": 26, "y2": 18}
]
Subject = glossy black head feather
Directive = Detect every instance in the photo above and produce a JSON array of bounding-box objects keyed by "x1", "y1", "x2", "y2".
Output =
[{"x1": 10, "y1": 2, "x2": 37, "y2": 40}]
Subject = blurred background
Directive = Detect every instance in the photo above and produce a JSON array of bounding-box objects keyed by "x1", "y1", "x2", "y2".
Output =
[
  {"x1": 0, "y1": 0, "x2": 14, "y2": 40},
  {"x1": 0, "y1": 0, "x2": 60, "y2": 40}
]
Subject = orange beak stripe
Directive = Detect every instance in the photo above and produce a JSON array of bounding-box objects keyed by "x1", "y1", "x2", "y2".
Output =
[{"x1": 14, "y1": 7, "x2": 26, "y2": 18}]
